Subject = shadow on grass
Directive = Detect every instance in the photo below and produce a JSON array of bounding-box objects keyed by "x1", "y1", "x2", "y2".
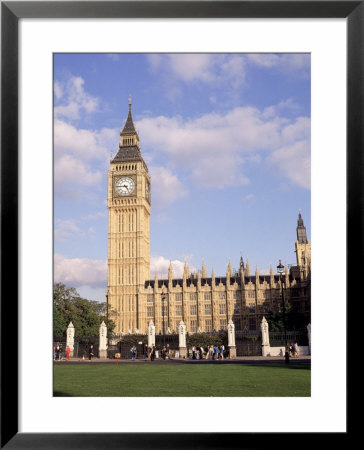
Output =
[
  {"x1": 248, "y1": 364, "x2": 311, "y2": 371},
  {"x1": 53, "y1": 391, "x2": 74, "y2": 397}
]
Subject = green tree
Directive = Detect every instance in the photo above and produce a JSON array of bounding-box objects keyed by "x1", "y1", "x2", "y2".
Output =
[{"x1": 53, "y1": 282, "x2": 115, "y2": 339}]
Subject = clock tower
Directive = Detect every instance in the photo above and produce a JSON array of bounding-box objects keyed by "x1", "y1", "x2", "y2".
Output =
[{"x1": 107, "y1": 98, "x2": 151, "y2": 333}]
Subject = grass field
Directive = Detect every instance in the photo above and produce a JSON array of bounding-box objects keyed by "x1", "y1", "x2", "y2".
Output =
[{"x1": 53, "y1": 363, "x2": 310, "y2": 397}]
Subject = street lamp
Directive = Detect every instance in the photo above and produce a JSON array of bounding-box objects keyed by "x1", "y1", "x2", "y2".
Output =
[
  {"x1": 277, "y1": 259, "x2": 289, "y2": 364},
  {"x1": 161, "y1": 294, "x2": 166, "y2": 350}
]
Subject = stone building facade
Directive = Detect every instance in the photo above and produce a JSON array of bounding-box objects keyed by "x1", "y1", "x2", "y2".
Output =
[{"x1": 107, "y1": 101, "x2": 311, "y2": 335}]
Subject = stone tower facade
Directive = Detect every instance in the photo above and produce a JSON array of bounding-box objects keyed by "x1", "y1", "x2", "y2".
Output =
[
  {"x1": 107, "y1": 101, "x2": 310, "y2": 335},
  {"x1": 107, "y1": 98, "x2": 151, "y2": 333}
]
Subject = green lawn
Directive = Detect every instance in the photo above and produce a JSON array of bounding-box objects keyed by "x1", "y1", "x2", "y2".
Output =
[{"x1": 54, "y1": 363, "x2": 310, "y2": 397}]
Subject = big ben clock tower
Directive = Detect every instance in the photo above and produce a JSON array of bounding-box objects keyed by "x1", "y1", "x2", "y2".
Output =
[{"x1": 107, "y1": 97, "x2": 151, "y2": 333}]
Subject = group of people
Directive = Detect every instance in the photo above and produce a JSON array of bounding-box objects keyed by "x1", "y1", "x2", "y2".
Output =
[
  {"x1": 128, "y1": 343, "x2": 229, "y2": 361},
  {"x1": 191, "y1": 344, "x2": 227, "y2": 360},
  {"x1": 53, "y1": 344, "x2": 71, "y2": 360},
  {"x1": 289, "y1": 342, "x2": 299, "y2": 358}
]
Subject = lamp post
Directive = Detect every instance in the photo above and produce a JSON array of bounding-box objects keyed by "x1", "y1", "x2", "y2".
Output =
[
  {"x1": 277, "y1": 260, "x2": 289, "y2": 364},
  {"x1": 162, "y1": 294, "x2": 166, "y2": 350}
]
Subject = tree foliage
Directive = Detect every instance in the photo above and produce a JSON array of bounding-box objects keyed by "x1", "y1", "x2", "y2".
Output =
[
  {"x1": 53, "y1": 282, "x2": 115, "y2": 339},
  {"x1": 266, "y1": 301, "x2": 307, "y2": 332},
  {"x1": 186, "y1": 332, "x2": 227, "y2": 348}
]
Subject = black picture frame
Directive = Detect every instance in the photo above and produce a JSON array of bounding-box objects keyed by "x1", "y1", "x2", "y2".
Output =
[{"x1": 1, "y1": 1, "x2": 357, "y2": 448}]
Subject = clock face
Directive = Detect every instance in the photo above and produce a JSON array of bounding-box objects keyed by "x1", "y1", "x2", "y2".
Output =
[{"x1": 115, "y1": 177, "x2": 135, "y2": 196}]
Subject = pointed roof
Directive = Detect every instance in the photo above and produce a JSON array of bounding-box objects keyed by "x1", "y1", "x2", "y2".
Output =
[
  {"x1": 121, "y1": 99, "x2": 139, "y2": 137},
  {"x1": 111, "y1": 99, "x2": 146, "y2": 166}
]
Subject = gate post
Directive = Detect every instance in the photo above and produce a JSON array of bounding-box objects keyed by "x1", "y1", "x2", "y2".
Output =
[
  {"x1": 99, "y1": 321, "x2": 108, "y2": 359},
  {"x1": 178, "y1": 321, "x2": 187, "y2": 358},
  {"x1": 148, "y1": 320, "x2": 155, "y2": 348},
  {"x1": 261, "y1": 316, "x2": 270, "y2": 356},
  {"x1": 228, "y1": 319, "x2": 236, "y2": 359},
  {"x1": 66, "y1": 322, "x2": 75, "y2": 358},
  {"x1": 307, "y1": 323, "x2": 311, "y2": 355}
]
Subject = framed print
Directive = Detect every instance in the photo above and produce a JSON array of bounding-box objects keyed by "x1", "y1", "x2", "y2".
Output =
[{"x1": 1, "y1": 1, "x2": 359, "y2": 448}]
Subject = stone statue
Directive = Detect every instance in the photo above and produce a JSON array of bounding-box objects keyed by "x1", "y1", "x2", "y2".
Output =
[
  {"x1": 148, "y1": 320, "x2": 155, "y2": 348},
  {"x1": 99, "y1": 320, "x2": 108, "y2": 358},
  {"x1": 66, "y1": 322, "x2": 75, "y2": 356},
  {"x1": 228, "y1": 319, "x2": 235, "y2": 347},
  {"x1": 260, "y1": 316, "x2": 269, "y2": 346},
  {"x1": 178, "y1": 321, "x2": 186, "y2": 348}
]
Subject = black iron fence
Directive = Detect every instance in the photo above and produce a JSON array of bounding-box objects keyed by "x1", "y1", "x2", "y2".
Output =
[
  {"x1": 71, "y1": 337, "x2": 99, "y2": 359},
  {"x1": 235, "y1": 330, "x2": 262, "y2": 356},
  {"x1": 269, "y1": 330, "x2": 308, "y2": 347}
]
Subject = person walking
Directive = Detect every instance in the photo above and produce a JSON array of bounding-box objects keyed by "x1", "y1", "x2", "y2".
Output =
[
  {"x1": 209, "y1": 345, "x2": 214, "y2": 360},
  {"x1": 293, "y1": 342, "x2": 299, "y2": 358},
  {"x1": 214, "y1": 345, "x2": 219, "y2": 360},
  {"x1": 192, "y1": 345, "x2": 196, "y2": 360},
  {"x1": 88, "y1": 345, "x2": 94, "y2": 361},
  {"x1": 220, "y1": 345, "x2": 225, "y2": 360},
  {"x1": 130, "y1": 345, "x2": 137, "y2": 360},
  {"x1": 58, "y1": 345, "x2": 63, "y2": 360},
  {"x1": 151, "y1": 345, "x2": 155, "y2": 361},
  {"x1": 66, "y1": 346, "x2": 71, "y2": 360}
]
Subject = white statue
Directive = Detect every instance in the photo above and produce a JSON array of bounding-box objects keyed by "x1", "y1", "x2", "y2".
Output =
[
  {"x1": 228, "y1": 319, "x2": 235, "y2": 347},
  {"x1": 260, "y1": 316, "x2": 270, "y2": 346},
  {"x1": 178, "y1": 321, "x2": 186, "y2": 348},
  {"x1": 66, "y1": 322, "x2": 75, "y2": 353},
  {"x1": 148, "y1": 320, "x2": 155, "y2": 348},
  {"x1": 99, "y1": 321, "x2": 108, "y2": 358}
]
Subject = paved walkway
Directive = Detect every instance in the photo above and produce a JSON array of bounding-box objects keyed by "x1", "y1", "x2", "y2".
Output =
[{"x1": 54, "y1": 355, "x2": 310, "y2": 365}]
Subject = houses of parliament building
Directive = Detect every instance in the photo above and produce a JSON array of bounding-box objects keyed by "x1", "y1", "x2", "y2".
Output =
[{"x1": 107, "y1": 100, "x2": 311, "y2": 335}]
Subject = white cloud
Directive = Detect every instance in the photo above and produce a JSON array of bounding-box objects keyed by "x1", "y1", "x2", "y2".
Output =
[
  {"x1": 149, "y1": 166, "x2": 188, "y2": 209},
  {"x1": 146, "y1": 54, "x2": 247, "y2": 88},
  {"x1": 150, "y1": 255, "x2": 196, "y2": 279},
  {"x1": 137, "y1": 106, "x2": 310, "y2": 190},
  {"x1": 247, "y1": 53, "x2": 310, "y2": 72},
  {"x1": 54, "y1": 154, "x2": 102, "y2": 186},
  {"x1": 54, "y1": 119, "x2": 117, "y2": 161},
  {"x1": 106, "y1": 53, "x2": 120, "y2": 61},
  {"x1": 54, "y1": 76, "x2": 99, "y2": 120},
  {"x1": 54, "y1": 219, "x2": 80, "y2": 241},
  {"x1": 269, "y1": 140, "x2": 311, "y2": 189},
  {"x1": 54, "y1": 253, "x2": 107, "y2": 288}
]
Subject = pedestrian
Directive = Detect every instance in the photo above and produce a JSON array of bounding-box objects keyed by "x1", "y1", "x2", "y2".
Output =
[
  {"x1": 162, "y1": 345, "x2": 167, "y2": 360},
  {"x1": 209, "y1": 345, "x2": 214, "y2": 359},
  {"x1": 88, "y1": 344, "x2": 94, "y2": 361},
  {"x1": 130, "y1": 345, "x2": 137, "y2": 360},
  {"x1": 289, "y1": 343, "x2": 293, "y2": 357},
  {"x1": 220, "y1": 345, "x2": 225, "y2": 360},
  {"x1": 53, "y1": 345, "x2": 56, "y2": 360},
  {"x1": 192, "y1": 345, "x2": 196, "y2": 360},
  {"x1": 58, "y1": 345, "x2": 63, "y2": 360},
  {"x1": 199, "y1": 345, "x2": 203, "y2": 360},
  {"x1": 293, "y1": 342, "x2": 299, "y2": 358},
  {"x1": 205, "y1": 346, "x2": 209, "y2": 359},
  {"x1": 66, "y1": 346, "x2": 71, "y2": 360},
  {"x1": 214, "y1": 345, "x2": 219, "y2": 360},
  {"x1": 151, "y1": 345, "x2": 155, "y2": 361},
  {"x1": 166, "y1": 344, "x2": 170, "y2": 359}
]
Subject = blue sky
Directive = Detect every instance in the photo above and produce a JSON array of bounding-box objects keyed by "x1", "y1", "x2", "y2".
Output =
[{"x1": 53, "y1": 53, "x2": 311, "y2": 302}]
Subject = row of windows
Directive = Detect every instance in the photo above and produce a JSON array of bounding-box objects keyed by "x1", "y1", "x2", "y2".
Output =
[
  {"x1": 114, "y1": 164, "x2": 137, "y2": 171},
  {"x1": 147, "y1": 304, "x2": 228, "y2": 317},
  {"x1": 145, "y1": 291, "x2": 272, "y2": 302},
  {"x1": 147, "y1": 303, "x2": 271, "y2": 318}
]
